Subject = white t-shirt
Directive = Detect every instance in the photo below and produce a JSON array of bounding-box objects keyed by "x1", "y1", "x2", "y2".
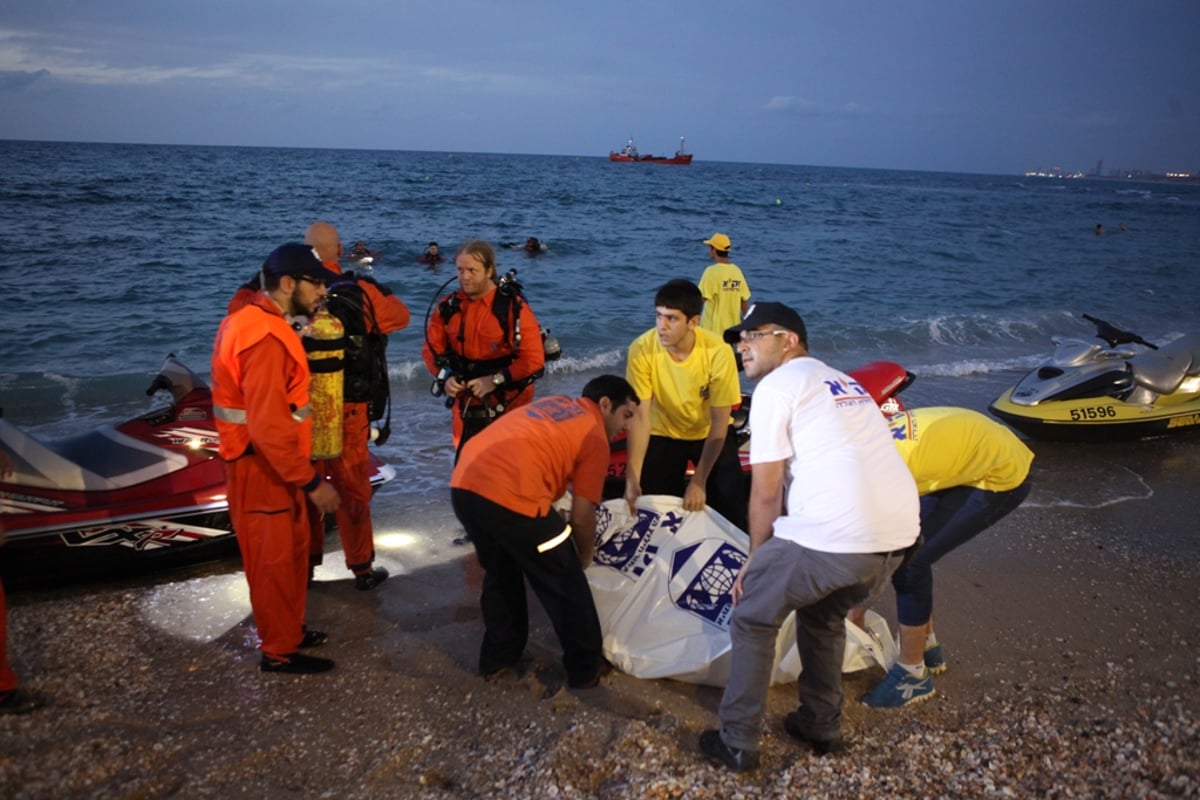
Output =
[{"x1": 748, "y1": 356, "x2": 919, "y2": 553}]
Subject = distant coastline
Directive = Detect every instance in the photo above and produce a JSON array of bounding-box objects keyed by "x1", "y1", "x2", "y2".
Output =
[{"x1": 1023, "y1": 167, "x2": 1199, "y2": 185}]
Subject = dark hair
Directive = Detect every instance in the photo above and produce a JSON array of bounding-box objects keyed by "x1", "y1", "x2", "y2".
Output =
[
  {"x1": 581, "y1": 374, "x2": 639, "y2": 407},
  {"x1": 654, "y1": 278, "x2": 704, "y2": 319}
]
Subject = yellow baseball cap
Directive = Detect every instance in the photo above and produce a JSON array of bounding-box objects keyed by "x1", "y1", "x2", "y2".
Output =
[{"x1": 703, "y1": 232, "x2": 731, "y2": 251}]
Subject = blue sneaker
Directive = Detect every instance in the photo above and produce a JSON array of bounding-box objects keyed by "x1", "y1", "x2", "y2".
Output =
[
  {"x1": 924, "y1": 643, "x2": 947, "y2": 675},
  {"x1": 862, "y1": 663, "x2": 935, "y2": 709}
]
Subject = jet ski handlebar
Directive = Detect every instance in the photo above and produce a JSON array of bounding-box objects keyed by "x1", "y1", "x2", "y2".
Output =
[{"x1": 1081, "y1": 314, "x2": 1158, "y2": 351}]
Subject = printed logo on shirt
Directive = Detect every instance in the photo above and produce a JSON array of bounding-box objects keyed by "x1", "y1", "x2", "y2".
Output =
[
  {"x1": 825, "y1": 376, "x2": 875, "y2": 408},
  {"x1": 667, "y1": 538, "x2": 746, "y2": 629},
  {"x1": 887, "y1": 411, "x2": 916, "y2": 441},
  {"x1": 526, "y1": 395, "x2": 584, "y2": 423},
  {"x1": 594, "y1": 506, "x2": 684, "y2": 579}
]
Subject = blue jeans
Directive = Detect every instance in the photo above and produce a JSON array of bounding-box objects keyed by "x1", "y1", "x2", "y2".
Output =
[{"x1": 893, "y1": 479, "x2": 1032, "y2": 626}]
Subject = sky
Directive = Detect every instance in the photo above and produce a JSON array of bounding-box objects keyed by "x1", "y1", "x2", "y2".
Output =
[{"x1": 0, "y1": 0, "x2": 1197, "y2": 175}]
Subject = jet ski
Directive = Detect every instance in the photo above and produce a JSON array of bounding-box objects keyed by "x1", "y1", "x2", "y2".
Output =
[
  {"x1": 0, "y1": 355, "x2": 396, "y2": 585},
  {"x1": 989, "y1": 314, "x2": 1200, "y2": 441},
  {"x1": 605, "y1": 360, "x2": 914, "y2": 497}
]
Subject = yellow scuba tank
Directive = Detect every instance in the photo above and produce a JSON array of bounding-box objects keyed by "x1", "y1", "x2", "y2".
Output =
[{"x1": 305, "y1": 309, "x2": 345, "y2": 460}]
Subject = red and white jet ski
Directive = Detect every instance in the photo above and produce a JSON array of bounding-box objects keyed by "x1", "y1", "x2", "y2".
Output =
[{"x1": 0, "y1": 355, "x2": 395, "y2": 585}]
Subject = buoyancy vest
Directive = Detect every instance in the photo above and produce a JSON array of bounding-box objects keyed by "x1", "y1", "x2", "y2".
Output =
[
  {"x1": 326, "y1": 274, "x2": 391, "y2": 417},
  {"x1": 212, "y1": 298, "x2": 313, "y2": 461}
]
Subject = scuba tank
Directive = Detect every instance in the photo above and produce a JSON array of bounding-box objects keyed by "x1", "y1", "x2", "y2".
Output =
[{"x1": 305, "y1": 309, "x2": 345, "y2": 460}]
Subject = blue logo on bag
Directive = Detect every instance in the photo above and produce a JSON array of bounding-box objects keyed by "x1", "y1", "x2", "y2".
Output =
[
  {"x1": 594, "y1": 507, "x2": 684, "y2": 578},
  {"x1": 668, "y1": 539, "x2": 746, "y2": 629}
]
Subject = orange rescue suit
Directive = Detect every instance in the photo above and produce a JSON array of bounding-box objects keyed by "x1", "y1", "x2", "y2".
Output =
[{"x1": 212, "y1": 295, "x2": 320, "y2": 659}]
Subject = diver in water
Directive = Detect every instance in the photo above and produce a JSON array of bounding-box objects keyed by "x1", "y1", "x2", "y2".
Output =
[
  {"x1": 501, "y1": 237, "x2": 546, "y2": 255},
  {"x1": 417, "y1": 241, "x2": 444, "y2": 266}
]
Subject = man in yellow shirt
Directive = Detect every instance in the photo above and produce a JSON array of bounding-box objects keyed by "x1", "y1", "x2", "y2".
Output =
[
  {"x1": 698, "y1": 232, "x2": 750, "y2": 336},
  {"x1": 623, "y1": 279, "x2": 747, "y2": 532},
  {"x1": 857, "y1": 406, "x2": 1034, "y2": 708}
]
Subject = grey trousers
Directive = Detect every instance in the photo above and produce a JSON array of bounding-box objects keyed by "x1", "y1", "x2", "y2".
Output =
[{"x1": 718, "y1": 536, "x2": 899, "y2": 750}]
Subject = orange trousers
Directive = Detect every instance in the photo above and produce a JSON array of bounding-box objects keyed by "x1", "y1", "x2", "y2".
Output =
[
  {"x1": 309, "y1": 403, "x2": 376, "y2": 572},
  {"x1": 226, "y1": 454, "x2": 310, "y2": 658}
]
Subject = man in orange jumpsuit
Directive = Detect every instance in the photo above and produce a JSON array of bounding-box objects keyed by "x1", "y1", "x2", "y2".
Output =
[
  {"x1": 305, "y1": 222, "x2": 411, "y2": 590},
  {"x1": 450, "y1": 374, "x2": 640, "y2": 688},
  {"x1": 212, "y1": 242, "x2": 342, "y2": 674},
  {"x1": 422, "y1": 239, "x2": 546, "y2": 454}
]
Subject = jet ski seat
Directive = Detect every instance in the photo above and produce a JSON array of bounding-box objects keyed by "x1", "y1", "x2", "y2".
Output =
[{"x1": 1131, "y1": 333, "x2": 1200, "y2": 396}]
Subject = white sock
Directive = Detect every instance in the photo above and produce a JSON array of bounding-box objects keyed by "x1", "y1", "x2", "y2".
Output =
[
  {"x1": 899, "y1": 661, "x2": 926, "y2": 678},
  {"x1": 926, "y1": 632, "x2": 939, "y2": 648}
]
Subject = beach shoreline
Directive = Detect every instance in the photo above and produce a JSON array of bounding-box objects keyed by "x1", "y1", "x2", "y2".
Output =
[{"x1": 2, "y1": 436, "x2": 1199, "y2": 799}]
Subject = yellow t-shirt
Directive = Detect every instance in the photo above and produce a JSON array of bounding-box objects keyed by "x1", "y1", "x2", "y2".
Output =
[
  {"x1": 698, "y1": 261, "x2": 750, "y2": 335},
  {"x1": 887, "y1": 406, "x2": 1034, "y2": 494},
  {"x1": 626, "y1": 327, "x2": 741, "y2": 440}
]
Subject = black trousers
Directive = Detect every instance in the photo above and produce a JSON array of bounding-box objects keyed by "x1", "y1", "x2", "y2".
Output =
[
  {"x1": 640, "y1": 426, "x2": 748, "y2": 532},
  {"x1": 450, "y1": 488, "x2": 603, "y2": 686}
]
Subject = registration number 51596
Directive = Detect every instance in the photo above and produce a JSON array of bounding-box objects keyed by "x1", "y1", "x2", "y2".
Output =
[{"x1": 1069, "y1": 405, "x2": 1117, "y2": 421}]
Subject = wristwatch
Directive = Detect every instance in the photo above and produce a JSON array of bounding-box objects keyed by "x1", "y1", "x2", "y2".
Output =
[{"x1": 492, "y1": 372, "x2": 505, "y2": 386}]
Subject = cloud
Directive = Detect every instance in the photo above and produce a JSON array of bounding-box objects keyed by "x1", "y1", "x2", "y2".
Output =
[
  {"x1": 0, "y1": 67, "x2": 49, "y2": 92},
  {"x1": 763, "y1": 95, "x2": 815, "y2": 113},
  {"x1": 763, "y1": 95, "x2": 866, "y2": 118}
]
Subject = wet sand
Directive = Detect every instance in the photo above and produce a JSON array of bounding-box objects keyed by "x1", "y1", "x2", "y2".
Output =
[{"x1": 2, "y1": 435, "x2": 1199, "y2": 799}]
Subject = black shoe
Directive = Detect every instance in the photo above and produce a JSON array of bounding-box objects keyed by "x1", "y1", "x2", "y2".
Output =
[
  {"x1": 354, "y1": 566, "x2": 389, "y2": 591},
  {"x1": 699, "y1": 729, "x2": 759, "y2": 772},
  {"x1": 0, "y1": 689, "x2": 44, "y2": 715},
  {"x1": 568, "y1": 660, "x2": 612, "y2": 689},
  {"x1": 260, "y1": 652, "x2": 335, "y2": 674},
  {"x1": 783, "y1": 711, "x2": 846, "y2": 755},
  {"x1": 299, "y1": 628, "x2": 328, "y2": 648}
]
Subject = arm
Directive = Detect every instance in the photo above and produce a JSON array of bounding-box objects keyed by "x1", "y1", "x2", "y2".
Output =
[
  {"x1": 506, "y1": 300, "x2": 547, "y2": 383},
  {"x1": 681, "y1": 404, "x2": 731, "y2": 511},
  {"x1": 732, "y1": 458, "x2": 785, "y2": 604},
  {"x1": 361, "y1": 280, "x2": 410, "y2": 334},
  {"x1": 623, "y1": 400, "x2": 652, "y2": 512},
  {"x1": 568, "y1": 495, "x2": 598, "y2": 566},
  {"x1": 240, "y1": 337, "x2": 329, "y2": 497}
]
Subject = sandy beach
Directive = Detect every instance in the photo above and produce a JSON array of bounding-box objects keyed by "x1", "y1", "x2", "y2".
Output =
[{"x1": 2, "y1": 433, "x2": 1198, "y2": 799}]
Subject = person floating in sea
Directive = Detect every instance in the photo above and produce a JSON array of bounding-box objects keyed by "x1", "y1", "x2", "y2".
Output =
[
  {"x1": 417, "y1": 241, "x2": 444, "y2": 266},
  {"x1": 501, "y1": 237, "x2": 546, "y2": 255},
  {"x1": 1094, "y1": 223, "x2": 1104, "y2": 236},
  {"x1": 348, "y1": 241, "x2": 374, "y2": 261}
]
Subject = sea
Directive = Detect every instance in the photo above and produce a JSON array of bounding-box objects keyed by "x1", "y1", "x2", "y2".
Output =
[{"x1": 2, "y1": 139, "x2": 1199, "y2": 535}]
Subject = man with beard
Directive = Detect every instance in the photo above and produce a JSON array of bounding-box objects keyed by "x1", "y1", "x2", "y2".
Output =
[{"x1": 212, "y1": 243, "x2": 342, "y2": 674}]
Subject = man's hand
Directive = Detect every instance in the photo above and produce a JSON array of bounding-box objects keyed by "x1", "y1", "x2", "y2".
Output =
[
  {"x1": 308, "y1": 480, "x2": 340, "y2": 514},
  {"x1": 623, "y1": 477, "x2": 641, "y2": 515},
  {"x1": 731, "y1": 552, "x2": 753, "y2": 606},
  {"x1": 444, "y1": 375, "x2": 466, "y2": 399},
  {"x1": 682, "y1": 478, "x2": 707, "y2": 511}
]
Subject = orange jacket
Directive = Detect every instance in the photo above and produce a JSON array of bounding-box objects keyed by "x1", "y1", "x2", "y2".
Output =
[
  {"x1": 452, "y1": 396, "x2": 609, "y2": 517},
  {"x1": 211, "y1": 295, "x2": 320, "y2": 491},
  {"x1": 422, "y1": 285, "x2": 545, "y2": 384}
]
